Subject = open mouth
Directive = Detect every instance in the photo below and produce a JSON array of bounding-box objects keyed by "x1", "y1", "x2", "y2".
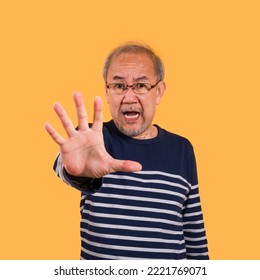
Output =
[{"x1": 123, "y1": 111, "x2": 140, "y2": 119}]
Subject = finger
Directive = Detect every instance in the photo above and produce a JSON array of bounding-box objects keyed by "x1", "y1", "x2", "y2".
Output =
[
  {"x1": 44, "y1": 122, "x2": 66, "y2": 146},
  {"x1": 73, "y1": 92, "x2": 89, "y2": 131},
  {"x1": 91, "y1": 96, "x2": 103, "y2": 131},
  {"x1": 53, "y1": 102, "x2": 77, "y2": 137},
  {"x1": 111, "y1": 159, "x2": 142, "y2": 174}
]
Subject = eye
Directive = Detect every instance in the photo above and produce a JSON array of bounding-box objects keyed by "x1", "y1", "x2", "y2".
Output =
[
  {"x1": 135, "y1": 83, "x2": 145, "y2": 88},
  {"x1": 135, "y1": 83, "x2": 147, "y2": 89},
  {"x1": 113, "y1": 83, "x2": 126, "y2": 89}
]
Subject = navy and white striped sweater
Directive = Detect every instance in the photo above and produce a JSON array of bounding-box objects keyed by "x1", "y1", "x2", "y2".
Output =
[{"x1": 54, "y1": 120, "x2": 209, "y2": 260}]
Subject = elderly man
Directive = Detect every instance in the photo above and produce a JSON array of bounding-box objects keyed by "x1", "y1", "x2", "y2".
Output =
[{"x1": 45, "y1": 42, "x2": 209, "y2": 260}]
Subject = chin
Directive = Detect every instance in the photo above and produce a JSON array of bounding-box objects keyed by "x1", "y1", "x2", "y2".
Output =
[{"x1": 117, "y1": 122, "x2": 147, "y2": 137}]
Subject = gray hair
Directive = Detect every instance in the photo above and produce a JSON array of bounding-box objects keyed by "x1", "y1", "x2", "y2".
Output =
[{"x1": 102, "y1": 42, "x2": 165, "y2": 81}]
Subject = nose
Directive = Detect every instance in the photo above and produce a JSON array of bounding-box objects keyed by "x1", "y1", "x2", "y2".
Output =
[{"x1": 122, "y1": 87, "x2": 138, "y2": 103}]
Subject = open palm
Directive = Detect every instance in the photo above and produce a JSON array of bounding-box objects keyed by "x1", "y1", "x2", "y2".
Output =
[{"x1": 45, "y1": 92, "x2": 142, "y2": 178}]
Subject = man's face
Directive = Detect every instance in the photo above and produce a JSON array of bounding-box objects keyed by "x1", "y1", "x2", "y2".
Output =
[{"x1": 105, "y1": 53, "x2": 165, "y2": 139}]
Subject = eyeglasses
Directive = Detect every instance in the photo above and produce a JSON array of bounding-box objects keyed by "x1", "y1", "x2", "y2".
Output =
[{"x1": 106, "y1": 80, "x2": 161, "y2": 95}]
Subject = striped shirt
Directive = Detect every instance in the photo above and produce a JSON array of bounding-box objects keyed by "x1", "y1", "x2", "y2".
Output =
[{"x1": 54, "y1": 120, "x2": 209, "y2": 259}]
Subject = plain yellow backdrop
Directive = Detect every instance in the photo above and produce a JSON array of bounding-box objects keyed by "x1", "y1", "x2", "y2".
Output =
[{"x1": 0, "y1": 0, "x2": 259, "y2": 259}]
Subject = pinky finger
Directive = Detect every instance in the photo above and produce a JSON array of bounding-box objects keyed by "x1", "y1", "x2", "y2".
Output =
[{"x1": 44, "y1": 122, "x2": 66, "y2": 146}]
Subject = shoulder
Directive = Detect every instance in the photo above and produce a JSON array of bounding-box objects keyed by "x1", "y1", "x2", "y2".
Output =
[{"x1": 157, "y1": 125, "x2": 194, "y2": 152}]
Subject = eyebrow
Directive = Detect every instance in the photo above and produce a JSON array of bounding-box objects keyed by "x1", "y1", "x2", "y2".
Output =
[
  {"x1": 112, "y1": 76, "x2": 124, "y2": 81},
  {"x1": 112, "y1": 75, "x2": 150, "y2": 82}
]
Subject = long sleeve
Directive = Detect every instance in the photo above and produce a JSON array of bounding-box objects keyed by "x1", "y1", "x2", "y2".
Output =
[
  {"x1": 53, "y1": 154, "x2": 102, "y2": 194},
  {"x1": 182, "y1": 148, "x2": 209, "y2": 259},
  {"x1": 51, "y1": 121, "x2": 209, "y2": 260}
]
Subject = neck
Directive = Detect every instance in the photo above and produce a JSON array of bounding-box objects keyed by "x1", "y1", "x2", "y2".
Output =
[{"x1": 132, "y1": 125, "x2": 158, "y2": 140}]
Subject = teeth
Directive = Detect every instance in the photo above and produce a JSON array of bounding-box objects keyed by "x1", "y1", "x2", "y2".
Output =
[{"x1": 125, "y1": 113, "x2": 139, "y2": 119}]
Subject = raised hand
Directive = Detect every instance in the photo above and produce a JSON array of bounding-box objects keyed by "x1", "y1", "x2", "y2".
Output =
[{"x1": 45, "y1": 92, "x2": 142, "y2": 178}]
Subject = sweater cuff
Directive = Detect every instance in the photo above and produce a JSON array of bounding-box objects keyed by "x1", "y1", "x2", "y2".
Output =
[{"x1": 63, "y1": 168, "x2": 103, "y2": 193}]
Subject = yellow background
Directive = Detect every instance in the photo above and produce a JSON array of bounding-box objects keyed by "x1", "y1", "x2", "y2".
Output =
[{"x1": 0, "y1": 0, "x2": 259, "y2": 259}]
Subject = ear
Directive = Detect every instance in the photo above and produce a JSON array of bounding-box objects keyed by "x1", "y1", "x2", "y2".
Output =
[
  {"x1": 104, "y1": 84, "x2": 110, "y2": 104},
  {"x1": 155, "y1": 81, "x2": 166, "y2": 105}
]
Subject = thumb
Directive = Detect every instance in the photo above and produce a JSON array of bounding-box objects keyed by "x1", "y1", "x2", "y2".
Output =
[{"x1": 111, "y1": 159, "x2": 142, "y2": 173}]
